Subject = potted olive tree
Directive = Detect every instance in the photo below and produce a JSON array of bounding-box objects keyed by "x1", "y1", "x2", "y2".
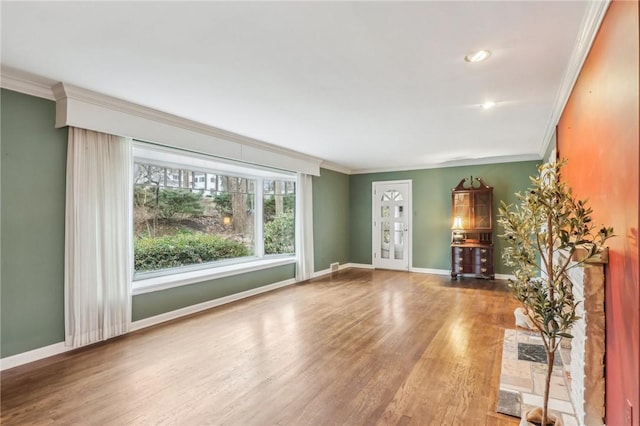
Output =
[{"x1": 497, "y1": 160, "x2": 613, "y2": 426}]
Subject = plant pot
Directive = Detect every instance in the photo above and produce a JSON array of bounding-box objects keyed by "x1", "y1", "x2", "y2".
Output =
[{"x1": 519, "y1": 407, "x2": 563, "y2": 426}]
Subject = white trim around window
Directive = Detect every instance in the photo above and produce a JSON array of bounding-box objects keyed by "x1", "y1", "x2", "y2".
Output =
[
  {"x1": 133, "y1": 256, "x2": 296, "y2": 295},
  {"x1": 52, "y1": 82, "x2": 322, "y2": 176},
  {"x1": 132, "y1": 141, "x2": 298, "y2": 294}
]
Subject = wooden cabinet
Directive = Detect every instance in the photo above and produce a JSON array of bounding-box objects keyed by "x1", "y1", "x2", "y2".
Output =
[
  {"x1": 451, "y1": 245, "x2": 494, "y2": 278},
  {"x1": 451, "y1": 181, "x2": 493, "y2": 231},
  {"x1": 451, "y1": 177, "x2": 494, "y2": 279}
]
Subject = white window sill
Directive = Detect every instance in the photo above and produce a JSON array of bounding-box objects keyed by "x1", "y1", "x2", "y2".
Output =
[{"x1": 132, "y1": 257, "x2": 296, "y2": 295}]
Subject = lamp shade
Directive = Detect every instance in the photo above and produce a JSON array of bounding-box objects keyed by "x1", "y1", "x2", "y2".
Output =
[{"x1": 451, "y1": 216, "x2": 464, "y2": 230}]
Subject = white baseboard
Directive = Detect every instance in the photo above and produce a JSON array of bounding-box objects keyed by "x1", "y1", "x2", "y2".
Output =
[
  {"x1": 495, "y1": 273, "x2": 516, "y2": 280},
  {"x1": 1, "y1": 269, "x2": 516, "y2": 371},
  {"x1": 412, "y1": 267, "x2": 515, "y2": 281},
  {"x1": 1, "y1": 277, "x2": 297, "y2": 371},
  {"x1": 310, "y1": 268, "x2": 330, "y2": 279},
  {"x1": 311, "y1": 262, "x2": 352, "y2": 279},
  {"x1": 410, "y1": 267, "x2": 450, "y2": 275},
  {"x1": 314, "y1": 265, "x2": 489, "y2": 277},
  {"x1": 0, "y1": 342, "x2": 68, "y2": 371},
  {"x1": 131, "y1": 278, "x2": 296, "y2": 331},
  {"x1": 345, "y1": 263, "x2": 374, "y2": 269}
]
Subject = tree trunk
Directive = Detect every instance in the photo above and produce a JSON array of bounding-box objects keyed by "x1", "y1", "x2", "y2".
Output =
[
  {"x1": 152, "y1": 185, "x2": 159, "y2": 237},
  {"x1": 275, "y1": 180, "x2": 283, "y2": 216},
  {"x1": 542, "y1": 349, "x2": 554, "y2": 426},
  {"x1": 230, "y1": 178, "x2": 248, "y2": 234}
]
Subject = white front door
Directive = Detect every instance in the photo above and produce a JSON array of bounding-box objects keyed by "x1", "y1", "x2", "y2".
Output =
[{"x1": 372, "y1": 180, "x2": 412, "y2": 271}]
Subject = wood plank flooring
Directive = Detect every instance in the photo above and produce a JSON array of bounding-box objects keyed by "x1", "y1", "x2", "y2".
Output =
[{"x1": 1, "y1": 269, "x2": 520, "y2": 425}]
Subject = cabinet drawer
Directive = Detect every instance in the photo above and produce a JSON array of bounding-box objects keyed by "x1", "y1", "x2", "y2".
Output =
[
  {"x1": 452, "y1": 247, "x2": 473, "y2": 262},
  {"x1": 455, "y1": 263, "x2": 493, "y2": 275},
  {"x1": 473, "y1": 248, "x2": 492, "y2": 262},
  {"x1": 474, "y1": 264, "x2": 493, "y2": 275},
  {"x1": 451, "y1": 244, "x2": 493, "y2": 278},
  {"x1": 473, "y1": 247, "x2": 492, "y2": 255}
]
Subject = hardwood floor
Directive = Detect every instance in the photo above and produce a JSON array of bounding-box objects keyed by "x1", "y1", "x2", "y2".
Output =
[{"x1": 1, "y1": 269, "x2": 520, "y2": 425}]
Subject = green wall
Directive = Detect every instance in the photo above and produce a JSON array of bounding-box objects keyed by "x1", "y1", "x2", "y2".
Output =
[
  {"x1": 543, "y1": 130, "x2": 557, "y2": 162},
  {"x1": 313, "y1": 168, "x2": 350, "y2": 271},
  {"x1": 132, "y1": 264, "x2": 295, "y2": 320},
  {"x1": 0, "y1": 88, "x2": 540, "y2": 359},
  {"x1": 349, "y1": 162, "x2": 540, "y2": 274},
  {"x1": 1, "y1": 89, "x2": 68, "y2": 357},
  {"x1": 135, "y1": 165, "x2": 352, "y2": 321},
  {"x1": 0, "y1": 90, "x2": 298, "y2": 357}
]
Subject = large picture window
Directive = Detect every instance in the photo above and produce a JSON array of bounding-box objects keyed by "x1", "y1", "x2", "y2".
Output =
[{"x1": 132, "y1": 143, "x2": 296, "y2": 284}]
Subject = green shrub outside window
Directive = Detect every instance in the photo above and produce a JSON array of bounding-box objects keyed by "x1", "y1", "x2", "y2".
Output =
[{"x1": 133, "y1": 161, "x2": 295, "y2": 277}]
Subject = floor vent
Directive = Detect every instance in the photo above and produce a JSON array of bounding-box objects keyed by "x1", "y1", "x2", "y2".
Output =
[{"x1": 330, "y1": 262, "x2": 340, "y2": 272}]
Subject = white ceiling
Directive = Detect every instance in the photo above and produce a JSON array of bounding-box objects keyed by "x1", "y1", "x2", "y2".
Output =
[{"x1": 1, "y1": 1, "x2": 597, "y2": 173}]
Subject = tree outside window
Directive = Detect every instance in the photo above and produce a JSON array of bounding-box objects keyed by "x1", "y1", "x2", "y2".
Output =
[
  {"x1": 133, "y1": 162, "x2": 296, "y2": 275},
  {"x1": 133, "y1": 163, "x2": 255, "y2": 273},
  {"x1": 263, "y1": 179, "x2": 296, "y2": 255}
]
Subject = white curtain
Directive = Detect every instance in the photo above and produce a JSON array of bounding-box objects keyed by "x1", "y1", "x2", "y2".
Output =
[
  {"x1": 65, "y1": 127, "x2": 132, "y2": 347},
  {"x1": 295, "y1": 173, "x2": 314, "y2": 282}
]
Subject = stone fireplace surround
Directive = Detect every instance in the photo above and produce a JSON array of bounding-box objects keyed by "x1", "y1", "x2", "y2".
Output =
[
  {"x1": 558, "y1": 248, "x2": 608, "y2": 426},
  {"x1": 497, "y1": 248, "x2": 607, "y2": 424}
]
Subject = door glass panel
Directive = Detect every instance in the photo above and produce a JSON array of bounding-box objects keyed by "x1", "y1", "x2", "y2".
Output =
[
  {"x1": 381, "y1": 222, "x2": 390, "y2": 259},
  {"x1": 381, "y1": 206, "x2": 390, "y2": 217},
  {"x1": 394, "y1": 205, "x2": 403, "y2": 218},
  {"x1": 382, "y1": 190, "x2": 404, "y2": 202},
  {"x1": 394, "y1": 222, "x2": 404, "y2": 260}
]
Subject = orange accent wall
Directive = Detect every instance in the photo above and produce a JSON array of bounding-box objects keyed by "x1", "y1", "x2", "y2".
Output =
[{"x1": 557, "y1": 1, "x2": 639, "y2": 424}]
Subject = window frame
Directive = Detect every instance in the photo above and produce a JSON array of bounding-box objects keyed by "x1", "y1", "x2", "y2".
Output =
[{"x1": 131, "y1": 141, "x2": 297, "y2": 295}]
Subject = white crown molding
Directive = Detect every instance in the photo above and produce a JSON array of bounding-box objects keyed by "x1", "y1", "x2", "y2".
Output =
[
  {"x1": 351, "y1": 153, "x2": 541, "y2": 175},
  {"x1": 1, "y1": 67, "x2": 323, "y2": 175},
  {"x1": 52, "y1": 83, "x2": 322, "y2": 166},
  {"x1": 53, "y1": 81, "x2": 322, "y2": 175},
  {"x1": 0, "y1": 65, "x2": 56, "y2": 100},
  {"x1": 320, "y1": 161, "x2": 352, "y2": 175},
  {"x1": 538, "y1": 0, "x2": 611, "y2": 157}
]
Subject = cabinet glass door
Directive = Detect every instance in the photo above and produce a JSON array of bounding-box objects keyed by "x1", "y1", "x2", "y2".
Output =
[
  {"x1": 473, "y1": 192, "x2": 492, "y2": 229},
  {"x1": 452, "y1": 192, "x2": 471, "y2": 229}
]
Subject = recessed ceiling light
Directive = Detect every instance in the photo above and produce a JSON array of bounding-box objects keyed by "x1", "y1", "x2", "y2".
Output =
[
  {"x1": 465, "y1": 50, "x2": 491, "y2": 63},
  {"x1": 482, "y1": 101, "x2": 496, "y2": 110}
]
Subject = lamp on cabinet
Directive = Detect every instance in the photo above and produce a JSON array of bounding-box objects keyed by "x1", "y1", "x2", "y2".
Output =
[{"x1": 451, "y1": 216, "x2": 464, "y2": 244}]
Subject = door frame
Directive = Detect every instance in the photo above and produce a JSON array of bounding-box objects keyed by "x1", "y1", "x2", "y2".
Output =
[{"x1": 371, "y1": 179, "x2": 412, "y2": 271}]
